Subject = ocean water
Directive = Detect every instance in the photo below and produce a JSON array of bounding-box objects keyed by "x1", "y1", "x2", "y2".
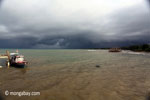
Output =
[{"x1": 0, "y1": 49, "x2": 150, "y2": 100}]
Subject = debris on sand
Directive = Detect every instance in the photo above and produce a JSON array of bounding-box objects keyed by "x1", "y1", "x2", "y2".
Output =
[{"x1": 95, "y1": 65, "x2": 101, "y2": 68}]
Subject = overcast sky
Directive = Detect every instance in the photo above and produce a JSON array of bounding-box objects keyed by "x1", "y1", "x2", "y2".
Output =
[{"x1": 0, "y1": 0, "x2": 150, "y2": 49}]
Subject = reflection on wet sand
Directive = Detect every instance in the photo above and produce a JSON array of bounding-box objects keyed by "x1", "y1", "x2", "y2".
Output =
[
  {"x1": 0, "y1": 50, "x2": 150, "y2": 100},
  {"x1": 19, "y1": 68, "x2": 29, "y2": 74}
]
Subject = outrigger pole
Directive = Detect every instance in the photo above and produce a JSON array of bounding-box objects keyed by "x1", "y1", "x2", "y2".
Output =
[{"x1": 6, "y1": 50, "x2": 10, "y2": 68}]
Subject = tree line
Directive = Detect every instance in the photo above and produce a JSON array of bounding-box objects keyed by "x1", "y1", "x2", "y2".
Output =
[{"x1": 122, "y1": 44, "x2": 150, "y2": 52}]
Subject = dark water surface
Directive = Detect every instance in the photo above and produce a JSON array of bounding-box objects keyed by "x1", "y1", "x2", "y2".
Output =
[{"x1": 0, "y1": 49, "x2": 150, "y2": 100}]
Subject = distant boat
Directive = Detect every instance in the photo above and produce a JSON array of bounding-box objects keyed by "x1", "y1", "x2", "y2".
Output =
[{"x1": 109, "y1": 48, "x2": 122, "y2": 52}]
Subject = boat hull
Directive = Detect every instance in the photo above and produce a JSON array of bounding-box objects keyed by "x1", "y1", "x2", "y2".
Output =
[{"x1": 10, "y1": 62, "x2": 26, "y2": 68}]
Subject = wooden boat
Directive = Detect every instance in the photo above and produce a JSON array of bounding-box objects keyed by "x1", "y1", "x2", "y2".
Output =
[
  {"x1": 109, "y1": 48, "x2": 122, "y2": 52},
  {"x1": 6, "y1": 51, "x2": 27, "y2": 67}
]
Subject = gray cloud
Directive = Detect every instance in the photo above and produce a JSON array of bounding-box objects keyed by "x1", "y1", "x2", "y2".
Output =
[{"x1": 0, "y1": 0, "x2": 150, "y2": 49}]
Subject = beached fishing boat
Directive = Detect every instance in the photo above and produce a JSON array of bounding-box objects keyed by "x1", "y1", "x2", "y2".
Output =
[
  {"x1": 6, "y1": 52, "x2": 27, "y2": 67},
  {"x1": 109, "y1": 48, "x2": 122, "y2": 52}
]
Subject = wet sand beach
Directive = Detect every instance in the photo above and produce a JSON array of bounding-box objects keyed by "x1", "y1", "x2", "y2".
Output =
[{"x1": 0, "y1": 49, "x2": 150, "y2": 100}]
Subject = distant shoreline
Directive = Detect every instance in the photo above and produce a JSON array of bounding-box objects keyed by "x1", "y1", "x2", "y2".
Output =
[
  {"x1": 0, "y1": 43, "x2": 150, "y2": 52},
  {"x1": 121, "y1": 44, "x2": 150, "y2": 53}
]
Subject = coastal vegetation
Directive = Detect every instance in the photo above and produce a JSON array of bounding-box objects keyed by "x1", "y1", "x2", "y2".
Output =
[{"x1": 121, "y1": 44, "x2": 150, "y2": 52}]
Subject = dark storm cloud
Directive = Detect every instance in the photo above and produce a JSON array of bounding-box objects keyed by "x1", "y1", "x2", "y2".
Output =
[
  {"x1": 0, "y1": 0, "x2": 2, "y2": 4},
  {"x1": 0, "y1": 36, "x2": 38, "y2": 48},
  {"x1": 0, "y1": 35, "x2": 121, "y2": 49},
  {"x1": 0, "y1": 32, "x2": 149, "y2": 49},
  {"x1": 0, "y1": 0, "x2": 150, "y2": 49},
  {"x1": 148, "y1": 0, "x2": 150, "y2": 6},
  {"x1": 0, "y1": 0, "x2": 2, "y2": 8},
  {"x1": 35, "y1": 32, "x2": 150, "y2": 49}
]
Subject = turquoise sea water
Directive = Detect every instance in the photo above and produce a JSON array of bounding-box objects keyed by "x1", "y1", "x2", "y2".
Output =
[{"x1": 0, "y1": 49, "x2": 150, "y2": 100}]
